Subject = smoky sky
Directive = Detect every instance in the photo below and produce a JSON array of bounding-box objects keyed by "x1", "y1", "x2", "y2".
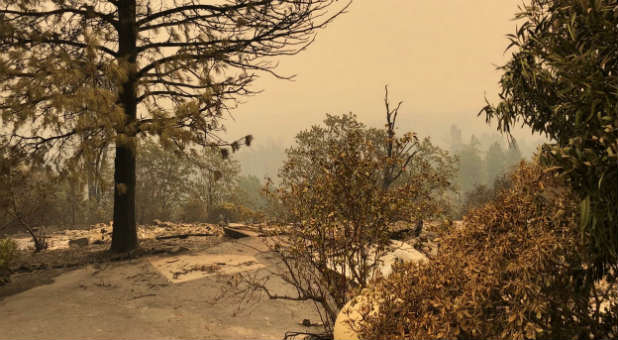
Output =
[{"x1": 223, "y1": 0, "x2": 545, "y2": 152}]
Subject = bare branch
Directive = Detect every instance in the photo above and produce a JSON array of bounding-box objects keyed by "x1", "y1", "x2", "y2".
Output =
[
  {"x1": 5, "y1": 38, "x2": 117, "y2": 57},
  {"x1": 0, "y1": 7, "x2": 118, "y2": 28},
  {"x1": 136, "y1": 1, "x2": 267, "y2": 27}
]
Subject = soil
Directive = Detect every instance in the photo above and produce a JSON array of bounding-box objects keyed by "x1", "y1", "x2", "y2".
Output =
[{"x1": 0, "y1": 224, "x2": 325, "y2": 339}]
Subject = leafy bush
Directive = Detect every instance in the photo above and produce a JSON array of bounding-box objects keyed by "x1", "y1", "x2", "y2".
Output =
[
  {"x1": 459, "y1": 184, "x2": 495, "y2": 217},
  {"x1": 0, "y1": 238, "x2": 17, "y2": 282},
  {"x1": 0, "y1": 139, "x2": 112, "y2": 230},
  {"x1": 178, "y1": 198, "x2": 208, "y2": 223},
  {"x1": 260, "y1": 105, "x2": 455, "y2": 329},
  {"x1": 359, "y1": 161, "x2": 617, "y2": 339},
  {"x1": 204, "y1": 202, "x2": 264, "y2": 224},
  {"x1": 134, "y1": 139, "x2": 242, "y2": 224},
  {"x1": 481, "y1": 0, "x2": 618, "y2": 274},
  {"x1": 1, "y1": 144, "x2": 57, "y2": 251}
]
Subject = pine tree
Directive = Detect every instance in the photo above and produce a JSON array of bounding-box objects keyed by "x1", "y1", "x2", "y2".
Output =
[{"x1": 1, "y1": 0, "x2": 349, "y2": 252}]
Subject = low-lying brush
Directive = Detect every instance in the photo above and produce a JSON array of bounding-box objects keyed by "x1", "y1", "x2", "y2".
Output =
[
  {"x1": 0, "y1": 238, "x2": 17, "y2": 283},
  {"x1": 358, "y1": 161, "x2": 617, "y2": 339}
]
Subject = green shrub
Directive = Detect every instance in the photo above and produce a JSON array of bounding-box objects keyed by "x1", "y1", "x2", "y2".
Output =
[{"x1": 359, "y1": 161, "x2": 617, "y2": 339}]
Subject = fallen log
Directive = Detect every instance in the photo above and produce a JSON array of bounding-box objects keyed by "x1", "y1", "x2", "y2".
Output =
[{"x1": 155, "y1": 233, "x2": 216, "y2": 240}]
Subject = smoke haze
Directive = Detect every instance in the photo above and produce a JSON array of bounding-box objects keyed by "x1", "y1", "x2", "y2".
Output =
[{"x1": 222, "y1": 1, "x2": 547, "y2": 178}]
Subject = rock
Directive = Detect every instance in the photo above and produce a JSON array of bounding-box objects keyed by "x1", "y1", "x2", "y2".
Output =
[
  {"x1": 68, "y1": 237, "x2": 89, "y2": 248},
  {"x1": 377, "y1": 241, "x2": 428, "y2": 278},
  {"x1": 334, "y1": 290, "x2": 380, "y2": 340},
  {"x1": 323, "y1": 240, "x2": 427, "y2": 281}
]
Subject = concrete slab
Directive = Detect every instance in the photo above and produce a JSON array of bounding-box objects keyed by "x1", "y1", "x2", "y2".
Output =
[{"x1": 149, "y1": 253, "x2": 265, "y2": 283}]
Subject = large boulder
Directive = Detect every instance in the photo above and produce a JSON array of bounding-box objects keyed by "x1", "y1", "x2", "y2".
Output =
[
  {"x1": 323, "y1": 240, "x2": 428, "y2": 282},
  {"x1": 333, "y1": 241, "x2": 428, "y2": 340},
  {"x1": 333, "y1": 292, "x2": 374, "y2": 340},
  {"x1": 377, "y1": 240, "x2": 427, "y2": 277}
]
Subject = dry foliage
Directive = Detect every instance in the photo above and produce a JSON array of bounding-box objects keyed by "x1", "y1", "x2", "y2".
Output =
[
  {"x1": 0, "y1": 138, "x2": 115, "y2": 231},
  {"x1": 0, "y1": 238, "x2": 17, "y2": 283},
  {"x1": 1, "y1": 0, "x2": 349, "y2": 252},
  {"x1": 459, "y1": 175, "x2": 512, "y2": 217},
  {"x1": 255, "y1": 107, "x2": 455, "y2": 331},
  {"x1": 0, "y1": 145, "x2": 57, "y2": 250},
  {"x1": 359, "y1": 161, "x2": 617, "y2": 339},
  {"x1": 481, "y1": 0, "x2": 618, "y2": 273}
]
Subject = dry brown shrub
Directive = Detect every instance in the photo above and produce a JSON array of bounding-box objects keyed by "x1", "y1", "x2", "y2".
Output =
[
  {"x1": 358, "y1": 161, "x2": 617, "y2": 339},
  {"x1": 0, "y1": 238, "x2": 17, "y2": 283},
  {"x1": 244, "y1": 109, "x2": 455, "y2": 332}
]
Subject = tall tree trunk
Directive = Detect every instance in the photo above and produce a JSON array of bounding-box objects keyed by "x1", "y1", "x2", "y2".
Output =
[
  {"x1": 87, "y1": 174, "x2": 97, "y2": 202},
  {"x1": 111, "y1": 141, "x2": 137, "y2": 251},
  {"x1": 87, "y1": 145, "x2": 107, "y2": 204},
  {"x1": 111, "y1": 0, "x2": 138, "y2": 252}
]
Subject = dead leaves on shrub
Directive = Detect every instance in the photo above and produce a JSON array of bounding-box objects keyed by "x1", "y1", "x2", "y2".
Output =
[{"x1": 359, "y1": 161, "x2": 617, "y2": 339}]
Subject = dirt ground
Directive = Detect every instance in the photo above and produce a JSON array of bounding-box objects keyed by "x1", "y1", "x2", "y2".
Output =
[{"x1": 0, "y1": 232, "x2": 326, "y2": 339}]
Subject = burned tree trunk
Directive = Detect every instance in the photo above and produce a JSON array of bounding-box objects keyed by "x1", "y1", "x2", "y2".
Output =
[{"x1": 111, "y1": 0, "x2": 138, "y2": 252}]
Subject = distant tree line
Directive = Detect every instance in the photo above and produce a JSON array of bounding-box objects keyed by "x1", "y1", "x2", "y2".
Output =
[
  {"x1": 0, "y1": 139, "x2": 269, "y2": 235},
  {"x1": 447, "y1": 124, "x2": 527, "y2": 216}
]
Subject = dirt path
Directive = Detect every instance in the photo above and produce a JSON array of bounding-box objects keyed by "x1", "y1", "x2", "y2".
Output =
[{"x1": 0, "y1": 237, "x2": 324, "y2": 339}]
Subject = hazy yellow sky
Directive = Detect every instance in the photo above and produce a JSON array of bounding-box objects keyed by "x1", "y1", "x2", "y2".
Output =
[{"x1": 224, "y1": 0, "x2": 542, "y2": 148}]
